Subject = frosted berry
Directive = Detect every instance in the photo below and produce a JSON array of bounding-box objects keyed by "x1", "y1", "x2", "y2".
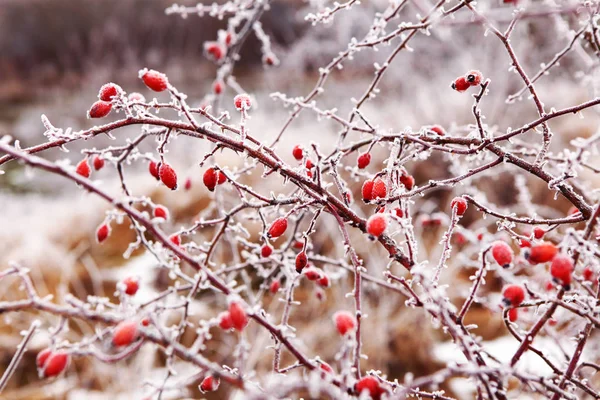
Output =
[
  {"x1": 296, "y1": 251, "x2": 308, "y2": 273},
  {"x1": 112, "y1": 320, "x2": 139, "y2": 347},
  {"x1": 141, "y1": 69, "x2": 168, "y2": 92},
  {"x1": 213, "y1": 80, "x2": 223, "y2": 95},
  {"x1": 583, "y1": 266, "x2": 594, "y2": 282},
  {"x1": 96, "y1": 223, "x2": 111, "y2": 243},
  {"x1": 533, "y1": 227, "x2": 545, "y2": 239},
  {"x1": 304, "y1": 267, "x2": 322, "y2": 281},
  {"x1": 400, "y1": 173, "x2": 415, "y2": 190},
  {"x1": 200, "y1": 375, "x2": 220, "y2": 393},
  {"x1": 153, "y1": 205, "x2": 169, "y2": 220},
  {"x1": 451, "y1": 76, "x2": 470, "y2": 92},
  {"x1": 355, "y1": 376, "x2": 384, "y2": 399},
  {"x1": 269, "y1": 279, "x2": 281, "y2": 294},
  {"x1": 36, "y1": 348, "x2": 52, "y2": 369},
  {"x1": 394, "y1": 208, "x2": 404, "y2": 218},
  {"x1": 357, "y1": 152, "x2": 371, "y2": 169},
  {"x1": 319, "y1": 361, "x2": 334, "y2": 374},
  {"x1": 40, "y1": 351, "x2": 69, "y2": 378},
  {"x1": 159, "y1": 163, "x2": 178, "y2": 190},
  {"x1": 362, "y1": 179, "x2": 375, "y2": 202},
  {"x1": 122, "y1": 276, "x2": 140, "y2": 296},
  {"x1": 184, "y1": 177, "x2": 192, "y2": 190},
  {"x1": 149, "y1": 160, "x2": 160, "y2": 180},
  {"x1": 466, "y1": 70, "x2": 483, "y2": 86},
  {"x1": 234, "y1": 94, "x2": 252, "y2": 111},
  {"x1": 217, "y1": 171, "x2": 226, "y2": 185},
  {"x1": 228, "y1": 301, "x2": 249, "y2": 331},
  {"x1": 169, "y1": 234, "x2": 181, "y2": 247},
  {"x1": 203, "y1": 168, "x2": 218, "y2": 191},
  {"x1": 502, "y1": 284, "x2": 525, "y2": 307},
  {"x1": 508, "y1": 308, "x2": 518, "y2": 322},
  {"x1": 430, "y1": 125, "x2": 445, "y2": 136},
  {"x1": 372, "y1": 177, "x2": 387, "y2": 199},
  {"x1": 318, "y1": 273, "x2": 330, "y2": 288},
  {"x1": 88, "y1": 100, "x2": 112, "y2": 118},
  {"x1": 268, "y1": 217, "x2": 288, "y2": 238},
  {"x1": 261, "y1": 244, "x2": 273, "y2": 258},
  {"x1": 98, "y1": 83, "x2": 121, "y2": 101},
  {"x1": 76, "y1": 158, "x2": 91, "y2": 178},
  {"x1": 333, "y1": 310, "x2": 356, "y2": 336},
  {"x1": 367, "y1": 214, "x2": 387, "y2": 237},
  {"x1": 204, "y1": 41, "x2": 224, "y2": 61},
  {"x1": 292, "y1": 145, "x2": 304, "y2": 161},
  {"x1": 218, "y1": 312, "x2": 233, "y2": 330},
  {"x1": 93, "y1": 155, "x2": 105, "y2": 171},
  {"x1": 550, "y1": 254, "x2": 574, "y2": 289},
  {"x1": 305, "y1": 159, "x2": 314, "y2": 169},
  {"x1": 451, "y1": 197, "x2": 468, "y2": 216},
  {"x1": 491, "y1": 241, "x2": 513, "y2": 268},
  {"x1": 526, "y1": 242, "x2": 558, "y2": 264}
]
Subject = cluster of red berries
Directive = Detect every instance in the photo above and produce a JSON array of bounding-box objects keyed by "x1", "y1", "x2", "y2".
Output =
[
  {"x1": 203, "y1": 167, "x2": 227, "y2": 191},
  {"x1": 291, "y1": 145, "x2": 316, "y2": 177},
  {"x1": 36, "y1": 348, "x2": 70, "y2": 378},
  {"x1": 147, "y1": 160, "x2": 178, "y2": 190},
  {"x1": 203, "y1": 29, "x2": 235, "y2": 62},
  {"x1": 451, "y1": 70, "x2": 483, "y2": 92},
  {"x1": 75, "y1": 154, "x2": 105, "y2": 178},
  {"x1": 218, "y1": 300, "x2": 249, "y2": 332}
]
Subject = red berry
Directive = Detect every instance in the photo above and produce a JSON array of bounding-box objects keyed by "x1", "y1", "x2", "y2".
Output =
[
  {"x1": 355, "y1": 376, "x2": 383, "y2": 399},
  {"x1": 502, "y1": 284, "x2": 525, "y2": 307},
  {"x1": 362, "y1": 179, "x2": 375, "y2": 202},
  {"x1": 159, "y1": 163, "x2": 178, "y2": 190},
  {"x1": 451, "y1": 197, "x2": 468, "y2": 216},
  {"x1": 213, "y1": 80, "x2": 223, "y2": 95},
  {"x1": 261, "y1": 244, "x2": 273, "y2": 258},
  {"x1": 76, "y1": 158, "x2": 91, "y2": 178},
  {"x1": 319, "y1": 361, "x2": 334, "y2": 374},
  {"x1": 92, "y1": 155, "x2": 105, "y2": 171},
  {"x1": 545, "y1": 281, "x2": 555, "y2": 291},
  {"x1": 367, "y1": 214, "x2": 387, "y2": 237},
  {"x1": 372, "y1": 177, "x2": 387, "y2": 199},
  {"x1": 234, "y1": 94, "x2": 252, "y2": 111},
  {"x1": 550, "y1": 254, "x2": 574, "y2": 289},
  {"x1": 452, "y1": 76, "x2": 470, "y2": 92},
  {"x1": 122, "y1": 276, "x2": 140, "y2": 296},
  {"x1": 40, "y1": 351, "x2": 69, "y2": 378},
  {"x1": 218, "y1": 312, "x2": 233, "y2": 330},
  {"x1": 98, "y1": 83, "x2": 121, "y2": 101},
  {"x1": 357, "y1": 152, "x2": 371, "y2": 169},
  {"x1": 305, "y1": 159, "x2": 314, "y2": 169},
  {"x1": 170, "y1": 234, "x2": 181, "y2": 247},
  {"x1": 519, "y1": 238, "x2": 531, "y2": 248},
  {"x1": 527, "y1": 242, "x2": 558, "y2": 264},
  {"x1": 533, "y1": 227, "x2": 545, "y2": 239},
  {"x1": 296, "y1": 251, "x2": 308, "y2": 273},
  {"x1": 141, "y1": 318, "x2": 150, "y2": 327},
  {"x1": 96, "y1": 223, "x2": 111, "y2": 243},
  {"x1": 153, "y1": 205, "x2": 169, "y2": 220},
  {"x1": 184, "y1": 177, "x2": 192, "y2": 190},
  {"x1": 204, "y1": 41, "x2": 224, "y2": 61},
  {"x1": 224, "y1": 32, "x2": 234, "y2": 46},
  {"x1": 399, "y1": 173, "x2": 415, "y2": 190},
  {"x1": 430, "y1": 125, "x2": 445, "y2": 136},
  {"x1": 292, "y1": 145, "x2": 304, "y2": 161},
  {"x1": 149, "y1": 161, "x2": 160, "y2": 180},
  {"x1": 269, "y1": 279, "x2": 281, "y2": 294},
  {"x1": 583, "y1": 266, "x2": 594, "y2": 282},
  {"x1": 141, "y1": 69, "x2": 168, "y2": 92},
  {"x1": 200, "y1": 375, "x2": 220, "y2": 393},
  {"x1": 394, "y1": 208, "x2": 404, "y2": 218},
  {"x1": 466, "y1": 70, "x2": 483, "y2": 86},
  {"x1": 293, "y1": 240, "x2": 304, "y2": 249},
  {"x1": 217, "y1": 171, "x2": 226, "y2": 185},
  {"x1": 508, "y1": 308, "x2": 518, "y2": 322},
  {"x1": 318, "y1": 274, "x2": 330, "y2": 288},
  {"x1": 491, "y1": 241, "x2": 513, "y2": 268},
  {"x1": 333, "y1": 310, "x2": 356, "y2": 336},
  {"x1": 88, "y1": 100, "x2": 112, "y2": 118},
  {"x1": 203, "y1": 168, "x2": 218, "y2": 191},
  {"x1": 268, "y1": 217, "x2": 288, "y2": 238},
  {"x1": 112, "y1": 320, "x2": 139, "y2": 347},
  {"x1": 36, "y1": 348, "x2": 52, "y2": 369},
  {"x1": 228, "y1": 301, "x2": 249, "y2": 331},
  {"x1": 304, "y1": 267, "x2": 322, "y2": 281}
]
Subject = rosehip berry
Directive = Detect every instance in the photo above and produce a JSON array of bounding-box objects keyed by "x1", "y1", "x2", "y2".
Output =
[
  {"x1": 550, "y1": 254, "x2": 574, "y2": 289},
  {"x1": 451, "y1": 76, "x2": 470, "y2": 92},
  {"x1": 491, "y1": 241, "x2": 513, "y2": 268},
  {"x1": 333, "y1": 310, "x2": 356, "y2": 336},
  {"x1": 37, "y1": 348, "x2": 52, "y2": 369},
  {"x1": 261, "y1": 244, "x2": 273, "y2": 258},
  {"x1": 357, "y1": 152, "x2": 371, "y2": 169},
  {"x1": 393, "y1": 208, "x2": 404, "y2": 218},
  {"x1": 184, "y1": 177, "x2": 192, "y2": 190},
  {"x1": 502, "y1": 284, "x2": 525, "y2": 307},
  {"x1": 367, "y1": 214, "x2": 387, "y2": 237},
  {"x1": 533, "y1": 227, "x2": 545, "y2": 239},
  {"x1": 545, "y1": 281, "x2": 554, "y2": 291},
  {"x1": 362, "y1": 179, "x2": 375, "y2": 202},
  {"x1": 451, "y1": 197, "x2": 468, "y2": 216},
  {"x1": 296, "y1": 251, "x2": 308, "y2": 273},
  {"x1": 122, "y1": 276, "x2": 139, "y2": 296},
  {"x1": 508, "y1": 308, "x2": 519, "y2": 322},
  {"x1": 228, "y1": 301, "x2": 249, "y2": 331},
  {"x1": 204, "y1": 41, "x2": 224, "y2": 61},
  {"x1": 213, "y1": 80, "x2": 223, "y2": 95},
  {"x1": 203, "y1": 168, "x2": 218, "y2": 191},
  {"x1": 293, "y1": 240, "x2": 304, "y2": 249},
  {"x1": 98, "y1": 83, "x2": 121, "y2": 101},
  {"x1": 372, "y1": 177, "x2": 387, "y2": 199},
  {"x1": 39, "y1": 351, "x2": 69, "y2": 378},
  {"x1": 355, "y1": 376, "x2": 384, "y2": 399},
  {"x1": 218, "y1": 312, "x2": 233, "y2": 330},
  {"x1": 583, "y1": 266, "x2": 595, "y2": 282},
  {"x1": 159, "y1": 163, "x2": 178, "y2": 190},
  {"x1": 169, "y1": 234, "x2": 181, "y2": 247},
  {"x1": 305, "y1": 159, "x2": 314, "y2": 169},
  {"x1": 519, "y1": 237, "x2": 531, "y2": 248},
  {"x1": 526, "y1": 242, "x2": 558, "y2": 264},
  {"x1": 466, "y1": 70, "x2": 483, "y2": 86},
  {"x1": 200, "y1": 375, "x2": 220, "y2": 393},
  {"x1": 319, "y1": 361, "x2": 334, "y2": 374},
  {"x1": 112, "y1": 320, "x2": 139, "y2": 347},
  {"x1": 96, "y1": 223, "x2": 111, "y2": 243},
  {"x1": 88, "y1": 100, "x2": 112, "y2": 118},
  {"x1": 234, "y1": 94, "x2": 252, "y2": 111},
  {"x1": 400, "y1": 173, "x2": 415, "y2": 190},
  {"x1": 224, "y1": 31, "x2": 234, "y2": 46},
  {"x1": 430, "y1": 125, "x2": 445, "y2": 136},
  {"x1": 153, "y1": 205, "x2": 169, "y2": 220},
  {"x1": 76, "y1": 158, "x2": 91, "y2": 178},
  {"x1": 318, "y1": 273, "x2": 330, "y2": 288},
  {"x1": 141, "y1": 318, "x2": 150, "y2": 327},
  {"x1": 141, "y1": 69, "x2": 168, "y2": 92},
  {"x1": 454, "y1": 232, "x2": 467, "y2": 246},
  {"x1": 304, "y1": 267, "x2": 322, "y2": 281},
  {"x1": 93, "y1": 155, "x2": 105, "y2": 171},
  {"x1": 217, "y1": 171, "x2": 226, "y2": 185},
  {"x1": 149, "y1": 160, "x2": 160, "y2": 180},
  {"x1": 292, "y1": 145, "x2": 304, "y2": 161},
  {"x1": 268, "y1": 217, "x2": 288, "y2": 238},
  {"x1": 269, "y1": 279, "x2": 280, "y2": 294}
]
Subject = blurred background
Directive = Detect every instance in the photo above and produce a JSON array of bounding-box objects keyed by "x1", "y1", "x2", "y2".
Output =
[{"x1": 1, "y1": 0, "x2": 599, "y2": 399}]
